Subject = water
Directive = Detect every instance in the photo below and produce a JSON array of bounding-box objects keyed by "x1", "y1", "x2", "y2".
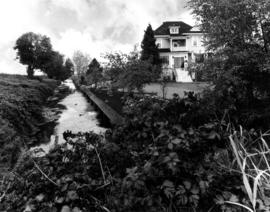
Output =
[{"x1": 32, "y1": 80, "x2": 106, "y2": 154}]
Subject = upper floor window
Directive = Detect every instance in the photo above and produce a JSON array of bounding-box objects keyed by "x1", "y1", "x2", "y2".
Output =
[
  {"x1": 170, "y1": 27, "x2": 179, "y2": 34},
  {"x1": 172, "y1": 39, "x2": 186, "y2": 47}
]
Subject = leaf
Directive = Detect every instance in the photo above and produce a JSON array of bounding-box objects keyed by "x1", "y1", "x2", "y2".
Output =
[
  {"x1": 215, "y1": 195, "x2": 224, "y2": 205},
  {"x1": 176, "y1": 185, "x2": 186, "y2": 195},
  {"x1": 229, "y1": 194, "x2": 239, "y2": 203},
  {"x1": 171, "y1": 138, "x2": 181, "y2": 145},
  {"x1": 191, "y1": 185, "x2": 200, "y2": 195},
  {"x1": 162, "y1": 180, "x2": 175, "y2": 198},
  {"x1": 55, "y1": 196, "x2": 65, "y2": 204},
  {"x1": 189, "y1": 194, "x2": 200, "y2": 206},
  {"x1": 178, "y1": 195, "x2": 188, "y2": 205},
  {"x1": 168, "y1": 143, "x2": 173, "y2": 150},
  {"x1": 183, "y1": 181, "x2": 192, "y2": 190},
  {"x1": 35, "y1": 193, "x2": 45, "y2": 202},
  {"x1": 72, "y1": 207, "x2": 82, "y2": 212},
  {"x1": 61, "y1": 206, "x2": 71, "y2": 212},
  {"x1": 162, "y1": 180, "x2": 174, "y2": 189},
  {"x1": 67, "y1": 190, "x2": 79, "y2": 201}
]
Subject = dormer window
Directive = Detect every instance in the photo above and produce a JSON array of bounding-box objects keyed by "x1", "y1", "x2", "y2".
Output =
[{"x1": 170, "y1": 26, "x2": 179, "y2": 34}]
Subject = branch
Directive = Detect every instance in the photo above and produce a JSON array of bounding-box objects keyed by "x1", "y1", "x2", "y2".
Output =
[
  {"x1": 32, "y1": 159, "x2": 58, "y2": 186},
  {"x1": 94, "y1": 147, "x2": 106, "y2": 184}
]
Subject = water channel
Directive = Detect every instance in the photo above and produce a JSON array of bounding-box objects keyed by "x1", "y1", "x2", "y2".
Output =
[{"x1": 33, "y1": 80, "x2": 106, "y2": 153}]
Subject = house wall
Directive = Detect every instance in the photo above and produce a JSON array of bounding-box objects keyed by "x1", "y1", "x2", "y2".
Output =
[
  {"x1": 156, "y1": 37, "x2": 170, "y2": 48},
  {"x1": 185, "y1": 34, "x2": 205, "y2": 53}
]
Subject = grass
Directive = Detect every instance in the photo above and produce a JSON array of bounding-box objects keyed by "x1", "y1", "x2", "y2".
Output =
[
  {"x1": 228, "y1": 128, "x2": 270, "y2": 211},
  {"x1": 0, "y1": 74, "x2": 58, "y2": 167}
]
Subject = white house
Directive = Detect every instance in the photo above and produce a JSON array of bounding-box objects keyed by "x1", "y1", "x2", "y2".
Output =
[{"x1": 154, "y1": 21, "x2": 206, "y2": 82}]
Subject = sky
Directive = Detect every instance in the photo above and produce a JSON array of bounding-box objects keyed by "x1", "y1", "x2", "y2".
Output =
[{"x1": 0, "y1": 0, "x2": 194, "y2": 74}]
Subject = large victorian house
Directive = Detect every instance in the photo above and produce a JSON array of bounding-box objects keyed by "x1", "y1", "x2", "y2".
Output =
[{"x1": 154, "y1": 21, "x2": 206, "y2": 82}]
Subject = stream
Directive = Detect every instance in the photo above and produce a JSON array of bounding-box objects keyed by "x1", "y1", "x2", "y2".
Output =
[{"x1": 32, "y1": 80, "x2": 106, "y2": 154}]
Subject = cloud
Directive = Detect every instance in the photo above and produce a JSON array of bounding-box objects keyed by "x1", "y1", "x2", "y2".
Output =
[{"x1": 0, "y1": 0, "x2": 194, "y2": 74}]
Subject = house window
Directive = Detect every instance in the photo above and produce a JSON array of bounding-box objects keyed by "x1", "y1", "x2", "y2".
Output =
[
  {"x1": 170, "y1": 27, "x2": 179, "y2": 34},
  {"x1": 193, "y1": 38, "x2": 198, "y2": 46},
  {"x1": 156, "y1": 42, "x2": 161, "y2": 48},
  {"x1": 172, "y1": 39, "x2": 186, "y2": 47},
  {"x1": 160, "y1": 56, "x2": 169, "y2": 65}
]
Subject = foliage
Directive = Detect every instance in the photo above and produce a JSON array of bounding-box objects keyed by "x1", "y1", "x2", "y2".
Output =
[
  {"x1": 72, "y1": 50, "x2": 91, "y2": 76},
  {"x1": 141, "y1": 24, "x2": 161, "y2": 66},
  {"x1": 0, "y1": 74, "x2": 58, "y2": 167},
  {"x1": 104, "y1": 51, "x2": 160, "y2": 92},
  {"x1": 213, "y1": 128, "x2": 270, "y2": 212},
  {"x1": 14, "y1": 32, "x2": 53, "y2": 78},
  {"x1": 44, "y1": 51, "x2": 74, "y2": 81},
  {"x1": 188, "y1": 0, "x2": 270, "y2": 130},
  {"x1": 14, "y1": 32, "x2": 73, "y2": 80},
  {"x1": 2, "y1": 93, "x2": 245, "y2": 212},
  {"x1": 85, "y1": 58, "x2": 104, "y2": 88}
]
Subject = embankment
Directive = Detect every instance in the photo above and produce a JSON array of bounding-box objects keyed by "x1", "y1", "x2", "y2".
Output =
[
  {"x1": 80, "y1": 85, "x2": 124, "y2": 126},
  {"x1": 0, "y1": 74, "x2": 59, "y2": 166}
]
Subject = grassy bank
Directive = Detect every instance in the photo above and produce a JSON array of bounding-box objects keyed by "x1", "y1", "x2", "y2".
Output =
[{"x1": 0, "y1": 74, "x2": 58, "y2": 167}]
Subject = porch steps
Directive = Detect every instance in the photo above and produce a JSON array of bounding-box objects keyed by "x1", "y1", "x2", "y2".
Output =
[{"x1": 175, "y1": 69, "x2": 193, "y2": 82}]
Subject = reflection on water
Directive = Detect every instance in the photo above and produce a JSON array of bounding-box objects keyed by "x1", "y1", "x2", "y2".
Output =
[{"x1": 33, "y1": 80, "x2": 106, "y2": 153}]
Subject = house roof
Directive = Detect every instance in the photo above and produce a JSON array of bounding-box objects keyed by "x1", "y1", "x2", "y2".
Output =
[{"x1": 154, "y1": 21, "x2": 202, "y2": 36}]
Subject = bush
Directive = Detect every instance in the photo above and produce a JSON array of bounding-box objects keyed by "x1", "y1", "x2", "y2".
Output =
[{"x1": 2, "y1": 94, "x2": 244, "y2": 212}]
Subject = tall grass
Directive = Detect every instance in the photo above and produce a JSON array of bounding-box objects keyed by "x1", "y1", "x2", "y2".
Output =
[{"x1": 228, "y1": 128, "x2": 270, "y2": 211}]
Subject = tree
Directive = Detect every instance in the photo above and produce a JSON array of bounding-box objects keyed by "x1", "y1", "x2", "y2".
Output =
[
  {"x1": 189, "y1": 0, "x2": 270, "y2": 105},
  {"x1": 141, "y1": 24, "x2": 161, "y2": 66},
  {"x1": 42, "y1": 51, "x2": 73, "y2": 81},
  {"x1": 105, "y1": 51, "x2": 159, "y2": 92},
  {"x1": 62, "y1": 58, "x2": 74, "y2": 80},
  {"x1": 85, "y1": 58, "x2": 103, "y2": 88},
  {"x1": 72, "y1": 51, "x2": 91, "y2": 76},
  {"x1": 14, "y1": 32, "x2": 53, "y2": 78}
]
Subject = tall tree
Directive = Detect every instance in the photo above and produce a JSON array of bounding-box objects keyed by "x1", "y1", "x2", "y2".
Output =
[
  {"x1": 141, "y1": 24, "x2": 161, "y2": 66},
  {"x1": 86, "y1": 58, "x2": 103, "y2": 87},
  {"x1": 14, "y1": 32, "x2": 53, "y2": 78},
  {"x1": 189, "y1": 0, "x2": 270, "y2": 104},
  {"x1": 72, "y1": 51, "x2": 91, "y2": 76},
  {"x1": 62, "y1": 58, "x2": 74, "y2": 80}
]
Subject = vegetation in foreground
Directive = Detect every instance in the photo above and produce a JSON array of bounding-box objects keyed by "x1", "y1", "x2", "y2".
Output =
[
  {"x1": 2, "y1": 0, "x2": 270, "y2": 211},
  {"x1": 0, "y1": 74, "x2": 59, "y2": 167},
  {"x1": 1, "y1": 93, "x2": 267, "y2": 212}
]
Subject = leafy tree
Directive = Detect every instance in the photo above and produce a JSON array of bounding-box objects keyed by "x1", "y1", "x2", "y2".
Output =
[
  {"x1": 141, "y1": 24, "x2": 161, "y2": 66},
  {"x1": 105, "y1": 51, "x2": 159, "y2": 92},
  {"x1": 189, "y1": 0, "x2": 270, "y2": 108},
  {"x1": 14, "y1": 32, "x2": 53, "y2": 78},
  {"x1": 104, "y1": 52, "x2": 127, "y2": 86},
  {"x1": 85, "y1": 58, "x2": 103, "y2": 88},
  {"x1": 72, "y1": 50, "x2": 91, "y2": 76},
  {"x1": 62, "y1": 58, "x2": 74, "y2": 80},
  {"x1": 43, "y1": 51, "x2": 73, "y2": 81}
]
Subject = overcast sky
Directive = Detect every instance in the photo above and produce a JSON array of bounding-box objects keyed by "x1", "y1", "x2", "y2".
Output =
[{"x1": 0, "y1": 0, "x2": 194, "y2": 74}]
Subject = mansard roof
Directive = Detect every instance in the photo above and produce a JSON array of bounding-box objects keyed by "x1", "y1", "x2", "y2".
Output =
[{"x1": 154, "y1": 21, "x2": 202, "y2": 36}]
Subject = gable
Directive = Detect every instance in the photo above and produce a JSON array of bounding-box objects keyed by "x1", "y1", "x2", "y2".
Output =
[{"x1": 154, "y1": 21, "x2": 201, "y2": 36}]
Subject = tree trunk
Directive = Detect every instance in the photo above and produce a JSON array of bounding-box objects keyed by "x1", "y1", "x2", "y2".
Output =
[{"x1": 27, "y1": 66, "x2": 34, "y2": 79}]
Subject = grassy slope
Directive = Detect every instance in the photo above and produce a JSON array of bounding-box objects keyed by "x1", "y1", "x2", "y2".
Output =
[{"x1": 0, "y1": 74, "x2": 58, "y2": 166}]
